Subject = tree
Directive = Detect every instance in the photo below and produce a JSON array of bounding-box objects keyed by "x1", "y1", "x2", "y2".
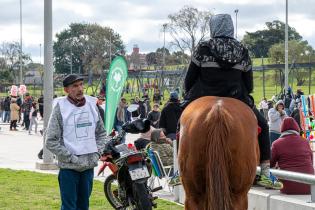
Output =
[
  {"x1": 269, "y1": 40, "x2": 313, "y2": 63},
  {"x1": 242, "y1": 20, "x2": 303, "y2": 58},
  {"x1": 166, "y1": 6, "x2": 212, "y2": 55},
  {"x1": 170, "y1": 51, "x2": 190, "y2": 65},
  {"x1": 0, "y1": 41, "x2": 32, "y2": 83},
  {"x1": 156, "y1": 47, "x2": 170, "y2": 56},
  {"x1": 269, "y1": 40, "x2": 314, "y2": 85},
  {"x1": 145, "y1": 52, "x2": 157, "y2": 66},
  {"x1": 54, "y1": 23, "x2": 125, "y2": 74},
  {"x1": 155, "y1": 47, "x2": 170, "y2": 66}
]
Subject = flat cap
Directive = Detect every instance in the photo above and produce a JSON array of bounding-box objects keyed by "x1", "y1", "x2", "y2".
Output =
[{"x1": 63, "y1": 74, "x2": 84, "y2": 87}]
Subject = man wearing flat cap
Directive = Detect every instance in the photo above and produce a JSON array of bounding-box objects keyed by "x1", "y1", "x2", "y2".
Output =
[{"x1": 46, "y1": 74, "x2": 107, "y2": 210}]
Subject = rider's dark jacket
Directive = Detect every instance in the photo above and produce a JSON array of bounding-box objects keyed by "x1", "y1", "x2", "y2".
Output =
[{"x1": 184, "y1": 37, "x2": 253, "y2": 105}]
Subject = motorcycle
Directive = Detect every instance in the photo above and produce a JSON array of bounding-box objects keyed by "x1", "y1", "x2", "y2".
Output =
[{"x1": 98, "y1": 119, "x2": 162, "y2": 210}]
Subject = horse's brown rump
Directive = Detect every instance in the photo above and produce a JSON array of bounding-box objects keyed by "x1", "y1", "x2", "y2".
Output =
[{"x1": 178, "y1": 96, "x2": 259, "y2": 210}]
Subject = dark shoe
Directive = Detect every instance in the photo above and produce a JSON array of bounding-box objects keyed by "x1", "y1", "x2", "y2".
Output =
[{"x1": 38, "y1": 149, "x2": 43, "y2": 159}]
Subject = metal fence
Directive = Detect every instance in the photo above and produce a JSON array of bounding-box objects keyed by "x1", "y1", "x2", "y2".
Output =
[{"x1": 257, "y1": 167, "x2": 315, "y2": 202}]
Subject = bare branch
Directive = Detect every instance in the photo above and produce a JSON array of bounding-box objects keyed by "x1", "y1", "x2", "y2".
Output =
[{"x1": 166, "y1": 6, "x2": 212, "y2": 55}]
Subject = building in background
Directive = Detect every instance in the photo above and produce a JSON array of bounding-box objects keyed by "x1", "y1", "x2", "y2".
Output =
[{"x1": 126, "y1": 45, "x2": 147, "y2": 70}]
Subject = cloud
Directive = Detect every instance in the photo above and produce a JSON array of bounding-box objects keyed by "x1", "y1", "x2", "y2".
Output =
[
  {"x1": 0, "y1": 0, "x2": 314, "y2": 63},
  {"x1": 54, "y1": 1, "x2": 93, "y2": 18}
]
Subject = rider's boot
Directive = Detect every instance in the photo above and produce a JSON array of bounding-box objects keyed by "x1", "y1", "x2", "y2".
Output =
[{"x1": 257, "y1": 162, "x2": 283, "y2": 190}]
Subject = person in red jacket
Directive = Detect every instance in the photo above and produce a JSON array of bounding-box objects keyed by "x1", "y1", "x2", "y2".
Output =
[{"x1": 271, "y1": 117, "x2": 314, "y2": 194}]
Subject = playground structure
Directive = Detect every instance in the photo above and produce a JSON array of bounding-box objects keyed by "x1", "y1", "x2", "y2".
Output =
[
  {"x1": 1, "y1": 62, "x2": 315, "y2": 100},
  {"x1": 82, "y1": 62, "x2": 315, "y2": 99}
]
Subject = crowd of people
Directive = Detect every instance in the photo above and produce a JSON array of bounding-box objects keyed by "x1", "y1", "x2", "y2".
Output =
[
  {"x1": 0, "y1": 93, "x2": 44, "y2": 134},
  {"x1": 113, "y1": 90, "x2": 181, "y2": 141},
  {"x1": 258, "y1": 89, "x2": 315, "y2": 194}
]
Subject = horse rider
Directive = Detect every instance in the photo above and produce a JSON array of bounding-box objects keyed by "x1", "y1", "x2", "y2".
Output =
[{"x1": 173, "y1": 14, "x2": 282, "y2": 189}]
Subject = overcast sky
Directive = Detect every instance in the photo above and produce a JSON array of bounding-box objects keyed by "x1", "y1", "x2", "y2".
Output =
[{"x1": 1, "y1": 0, "x2": 314, "y2": 63}]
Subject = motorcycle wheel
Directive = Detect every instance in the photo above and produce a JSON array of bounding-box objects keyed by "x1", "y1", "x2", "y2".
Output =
[
  {"x1": 104, "y1": 174, "x2": 124, "y2": 209},
  {"x1": 132, "y1": 182, "x2": 152, "y2": 210}
]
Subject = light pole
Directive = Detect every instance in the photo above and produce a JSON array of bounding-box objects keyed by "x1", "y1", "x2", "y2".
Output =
[
  {"x1": 284, "y1": 0, "x2": 289, "y2": 92},
  {"x1": 261, "y1": 35, "x2": 265, "y2": 98},
  {"x1": 39, "y1": 0, "x2": 55, "y2": 168},
  {"x1": 234, "y1": 9, "x2": 239, "y2": 39},
  {"x1": 19, "y1": 0, "x2": 23, "y2": 85},
  {"x1": 109, "y1": 34, "x2": 112, "y2": 63},
  {"x1": 40, "y1": 43, "x2": 43, "y2": 94},
  {"x1": 162, "y1": 23, "x2": 167, "y2": 68},
  {"x1": 305, "y1": 50, "x2": 311, "y2": 94},
  {"x1": 70, "y1": 45, "x2": 73, "y2": 74},
  {"x1": 39, "y1": 43, "x2": 42, "y2": 64},
  {"x1": 104, "y1": 35, "x2": 113, "y2": 66},
  {"x1": 62, "y1": 40, "x2": 73, "y2": 74}
]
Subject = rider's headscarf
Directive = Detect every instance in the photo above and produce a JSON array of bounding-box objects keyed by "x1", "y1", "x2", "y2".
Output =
[{"x1": 210, "y1": 14, "x2": 234, "y2": 39}]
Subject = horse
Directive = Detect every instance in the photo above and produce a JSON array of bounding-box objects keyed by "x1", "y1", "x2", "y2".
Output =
[{"x1": 178, "y1": 96, "x2": 260, "y2": 210}]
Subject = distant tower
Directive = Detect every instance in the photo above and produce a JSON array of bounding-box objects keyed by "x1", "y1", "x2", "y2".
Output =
[{"x1": 133, "y1": 44, "x2": 139, "y2": 54}]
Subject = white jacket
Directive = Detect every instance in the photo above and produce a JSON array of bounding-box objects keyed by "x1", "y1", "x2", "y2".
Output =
[{"x1": 268, "y1": 101, "x2": 287, "y2": 133}]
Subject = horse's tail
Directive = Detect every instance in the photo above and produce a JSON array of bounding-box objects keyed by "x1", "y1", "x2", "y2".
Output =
[{"x1": 204, "y1": 101, "x2": 232, "y2": 210}]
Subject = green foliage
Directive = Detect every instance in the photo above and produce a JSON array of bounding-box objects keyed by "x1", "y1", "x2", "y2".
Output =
[
  {"x1": 0, "y1": 169, "x2": 183, "y2": 210},
  {"x1": 145, "y1": 49, "x2": 189, "y2": 69},
  {"x1": 156, "y1": 47, "x2": 170, "y2": 56},
  {"x1": 0, "y1": 69, "x2": 13, "y2": 83},
  {"x1": 242, "y1": 20, "x2": 303, "y2": 58},
  {"x1": 269, "y1": 40, "x2": 314, "y2": 63},
  {"x1": 146, "y1": 52, "x2": 158, "y2": 66},
  {"x1": 54, "y1": 23, "x2": 125, "y2": 74},
  {"x1": 268, "y1": 40, "x2": 314, "y2": 86},
  {"x1": 167, "y1": 51, "x2": 190, "y2": 65}
]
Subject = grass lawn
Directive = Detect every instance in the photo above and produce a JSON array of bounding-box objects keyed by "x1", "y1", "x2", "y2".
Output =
[{"x1": 0, "y1": 168, "x2": 183, "y2": 210}]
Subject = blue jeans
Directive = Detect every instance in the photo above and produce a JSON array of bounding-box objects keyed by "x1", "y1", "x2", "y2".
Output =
[
  {"x1": 115, "y1": 124, "x2": 126, "y2": 143},
  {"x1": 269, "y1": 132, "x2": 281, "y2": 145},
  {"x1": 3, "y1": 111, "x2": 10, "y2": 123},
  {"x1": 58, "y1": 168, "x2": 94, "y2": 210},
  {"x1": 285, "y1": 108, "x2": 291, "y2": 116},
  {"x1": 166, "y1": 133, "x2": 176, "y2": 140},
  {"x1": 23, "y1": 112, "x2": 30, "y2": 129}
]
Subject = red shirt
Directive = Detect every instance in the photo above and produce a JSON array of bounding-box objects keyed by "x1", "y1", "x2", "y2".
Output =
[{"x1": 271, "y1": 134, "x2": 314, "y2": 194}]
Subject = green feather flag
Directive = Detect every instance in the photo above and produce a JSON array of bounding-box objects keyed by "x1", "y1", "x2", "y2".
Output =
[{"x1": 105, "y1": 56, "x2": 128, "y2": 135}]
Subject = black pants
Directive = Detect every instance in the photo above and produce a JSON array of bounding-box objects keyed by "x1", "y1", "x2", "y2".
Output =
[
  {"x1": 252, "y1": 106, "x2": 270, "y2": 161},
  {"x1": 24, "y1": 113, "x2": 30, "y2": 130},
  {"x1": 10, "y1": 120, "x2": 17, "y2": 130},
  {"x1": 39, "y1": 107, "x2": 44, "y2": 118},
  {"x1": 178, "y1": 99, "x2": 271, "y2": 162}
]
